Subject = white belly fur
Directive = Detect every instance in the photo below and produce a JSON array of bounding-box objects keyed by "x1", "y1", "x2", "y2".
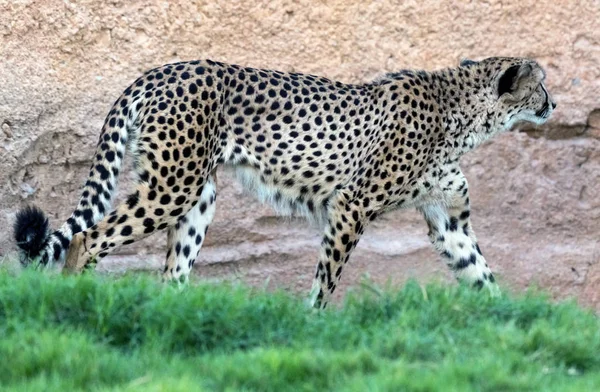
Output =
[{"x1": 231, "y1": 165, "x2": 330, "y2": 228}]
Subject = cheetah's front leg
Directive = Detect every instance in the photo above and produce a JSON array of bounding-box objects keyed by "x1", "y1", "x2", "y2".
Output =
[
  {"x1": 309, "y1": 191, "x2": 367, "y2": 309},
  {"x1": 419, "y1": 181, "x2": 500, "y2": 296}
]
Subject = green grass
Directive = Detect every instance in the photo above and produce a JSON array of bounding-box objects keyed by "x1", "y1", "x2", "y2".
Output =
[{"x1": 0, "y1": 269, "x2": 598, "y2": 391}]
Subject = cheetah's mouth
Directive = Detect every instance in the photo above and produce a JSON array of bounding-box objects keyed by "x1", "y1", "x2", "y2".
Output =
[
  {"x1": 535, "y1": 104, "x2": 551, "y2": 119},
  {"x1": 534, "y1": 83, "x2": 553, "y2": 120}
]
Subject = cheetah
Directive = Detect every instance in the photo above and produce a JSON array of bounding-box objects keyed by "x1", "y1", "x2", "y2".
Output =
[{"x1": 14, "y1": 57, "x2": 555, "y2": 308}]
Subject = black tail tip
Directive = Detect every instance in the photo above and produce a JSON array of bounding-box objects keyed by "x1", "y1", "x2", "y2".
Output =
[{"x1": 14, "y1": 205, "x2": 50, "y2": 259}]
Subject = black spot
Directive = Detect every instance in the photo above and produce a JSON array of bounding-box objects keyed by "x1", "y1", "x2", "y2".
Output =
[
  {"x1": 52, "y1": 243, "x2": 62, "y2": 260},
  {"x1": 82, "y1": 209, "x2": 94, "y2": 225},
  {"x1": 454, "y1": 257, "x2": 470, "y2": 270},
  {"x1": 96, "y1": 165, "x2": 110, "y2": 180},
  {"x1": 160, "y1": 194, "x2": 171, "y2": 205},
  {"x1": 475, "y1": 243, "x2": 483, "y2": 256},
  {"x1": 143, "y1": 218, "x2": 154, "y2": 227},
  {"x1": 449, "y1": 217, "x2": 458, "y2": 231},
  {"x1": 170, "y1": 208, "x2": 183, "y2": 217},
  {"x1": 333, "y1": 249, "x2": 341, "y2": 262},
  {"x1": 126, "y1": 192, "x2": 140, "y2": 209}
]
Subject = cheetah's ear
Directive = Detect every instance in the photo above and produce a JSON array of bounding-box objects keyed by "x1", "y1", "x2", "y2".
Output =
[
  {"x1": 459, "y1": 59, "x2": 478, "y2": 67},
  {"x1": 497, "y1": 63, "x2": 535, "y2": 100}
]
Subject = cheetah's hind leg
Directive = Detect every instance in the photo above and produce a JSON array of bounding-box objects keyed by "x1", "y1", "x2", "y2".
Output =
[{"x1": 63, "y1": 178, "x2": 205, "y2": 274}]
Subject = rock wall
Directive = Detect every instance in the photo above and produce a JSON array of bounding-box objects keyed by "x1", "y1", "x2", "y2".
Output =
[{"x1": 1, "y1": 1, "x2": 599, "y2": 309}]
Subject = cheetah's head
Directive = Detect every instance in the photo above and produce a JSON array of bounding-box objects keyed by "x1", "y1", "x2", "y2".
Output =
[{"x1": 459, "y1": 57, "x2": 556, "y2": 133}]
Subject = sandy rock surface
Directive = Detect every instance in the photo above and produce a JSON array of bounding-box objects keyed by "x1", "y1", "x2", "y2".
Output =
[{"x1": 1, "y1": 1, "x2": 598, "y2": 309}]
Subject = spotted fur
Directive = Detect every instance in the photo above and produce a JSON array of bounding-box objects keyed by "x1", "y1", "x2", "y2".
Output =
[{"x1": 14, "y1": 57, "x2": 555, "y2": 308}]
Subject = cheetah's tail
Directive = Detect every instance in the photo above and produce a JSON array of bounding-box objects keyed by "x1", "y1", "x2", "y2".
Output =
[
  {"x1": 14, "y1": 90, "x2": 144, "y2": 267},
  {"x1": 13, "y1": 205, "x2": 50, "y2": 264}
]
